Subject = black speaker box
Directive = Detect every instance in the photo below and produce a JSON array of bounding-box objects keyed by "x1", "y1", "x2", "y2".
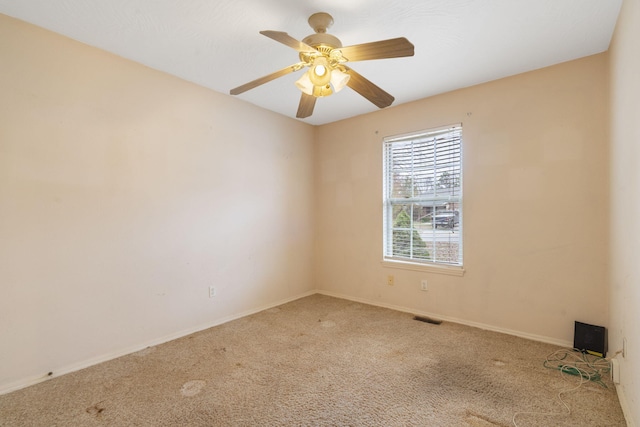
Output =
[{"x1": 574, "y1": 321, "x2": 607, "y2": 357}]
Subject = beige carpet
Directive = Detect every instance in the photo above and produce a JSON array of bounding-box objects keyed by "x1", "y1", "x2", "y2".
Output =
[{"x1": 0, "y1": 294, "x2": 626, "y2": 426}]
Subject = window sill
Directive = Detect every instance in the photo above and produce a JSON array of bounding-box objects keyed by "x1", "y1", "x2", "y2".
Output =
[{"x1": 382, "y1": 259, "x2": 465, "y2": 276}]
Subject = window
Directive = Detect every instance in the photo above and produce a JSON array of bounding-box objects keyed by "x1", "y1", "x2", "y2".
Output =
[{"x1": 383, "y1": 124, "x2": 463, "y2": 267}]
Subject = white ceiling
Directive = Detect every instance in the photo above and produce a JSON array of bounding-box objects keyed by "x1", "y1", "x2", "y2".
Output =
[{"x1": 0, "y1": 0, "x2": 623, "y2": 125}]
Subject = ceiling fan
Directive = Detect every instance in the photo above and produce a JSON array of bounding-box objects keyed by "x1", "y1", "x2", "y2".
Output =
[{"x1": 229, "y1": 12, "x2": 415, "y2": 119}]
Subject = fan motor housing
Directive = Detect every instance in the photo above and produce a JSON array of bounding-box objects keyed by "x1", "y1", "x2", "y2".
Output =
[{"x1": 302, "y1": 33, "x2": 342, "y2": 49}]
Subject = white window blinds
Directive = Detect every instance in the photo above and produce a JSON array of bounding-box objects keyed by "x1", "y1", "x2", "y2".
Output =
[{"x1": 383, "y1": 125, "x2": 463, "y2": 266}]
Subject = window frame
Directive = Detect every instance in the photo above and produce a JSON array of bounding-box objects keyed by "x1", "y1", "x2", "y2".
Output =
[{"x1": 382, "y1": 124, "x2": 464, "y2": 274}]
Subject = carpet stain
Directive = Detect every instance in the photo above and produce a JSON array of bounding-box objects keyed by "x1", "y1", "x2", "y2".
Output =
[
  {"x1": 492, "y1": 359, "x2": 507, "y2": 367},
  {"x1": 465, "y1": 411, "x2": 507, "y2": 426},
  {"x1": 86, "y1": 402, "x2": 105, "y2": 416},
  {"x1": 388, "y1": 349, "x2": 406, "y2": 359},
  {"x1": 180, "y1": 380, "x2": 206, "y2": 397},
  {"x1": 319, "y1": 320, "x2": 336, "y2": 328}
]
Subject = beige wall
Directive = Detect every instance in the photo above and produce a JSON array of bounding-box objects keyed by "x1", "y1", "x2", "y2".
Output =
[
  {"x1": 609, "y1": 0, "x2": 640, "y2": 424},
  {"x1": 315, "y1": 53, "x2": 609, "y2": 347},
  {"x1": 2, "y1": 9, "x2": 634, "y2": 420},
  {"x1": 0, "y1": 14, "x2": 315, "y2": 391}
]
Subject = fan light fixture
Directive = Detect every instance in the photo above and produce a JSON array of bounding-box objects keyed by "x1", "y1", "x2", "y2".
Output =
[
  {"x1": 309, "y1": 57, "x2": 331, "y2": 86},
  {"x1": 330, "y1": 68, "x2": 350, "y2": 92},
  {"x1": 295, "y1": 57, "x2": 350, "y2": 97},
  {"x1": 313, "y1": 84, "x2": 333, "y2": 97},
  {"x1": 295, "y1": 72, "x2": 314, "y2": 95}
]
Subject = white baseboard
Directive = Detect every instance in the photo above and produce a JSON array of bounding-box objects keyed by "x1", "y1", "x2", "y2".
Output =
[
  {"x1": 316, "y1": 289, "x2": 573, "y2": 348},
  {"x1": 614, "y1": 380, "x2": 636, "y2": 427},
  {"x1": 0, "y1": 290, "x2": 316, "y2": 396},
  {"x1": 0, "y1": 289, "x2": 596, "y2": 397},
  {"x1": 6, "y1": 288, "x2": 630, "y2": 423},
  {"x1": 5, "y1": 288, "x2": 631, "y2": 423}
]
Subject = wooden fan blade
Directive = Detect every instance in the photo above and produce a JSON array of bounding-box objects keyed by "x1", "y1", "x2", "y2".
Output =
[
  {"x1": 260, "y1": 30, "x2": 318, "y2": 53},
  {"x1": 345, "y1": 67, "x2": 394, "y2": 109},
  {"x1": 230, "y1": 63, "x2": 304, "y2": 95},
  {"x1": 296, "y1": 93, "x2": 317, "y2": 118},
  {"x1": 339, "y1": 37, "x2": 414, "y2": 62}
]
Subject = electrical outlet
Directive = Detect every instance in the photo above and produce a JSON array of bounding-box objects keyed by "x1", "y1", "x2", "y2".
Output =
[
  {"x1": 623, "y1": 337, "x2": 627, "y2": 358},
  {"x1": 420, "y1": 280, "x2": 428, "y2": 291},
  {"x1": 387, "y1": 275, "x2": 394, "y2": 286},
  {"x1": 209, "y1": 286, "x2": 216, "y2": 298}
]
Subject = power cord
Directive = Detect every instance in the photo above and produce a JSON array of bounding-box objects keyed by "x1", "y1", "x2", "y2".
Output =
[
  {"x1": 512, "y1": 348, "x2": 612, "y2": 426},
  {"x1": 543, "y1": 348, "x2": 611, "y2": 387}
]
